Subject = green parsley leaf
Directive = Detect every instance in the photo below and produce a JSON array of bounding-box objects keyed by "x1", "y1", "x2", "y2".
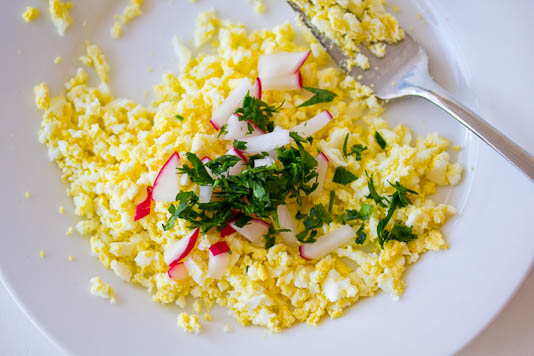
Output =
[
  {"x1": 328, "y1": 191, "x2": 335, "y2": 214},
  {"x1": 175, "y1": 114, "x2": 185, "y2": 121},
  {"x1": 296, "y1": 204, "x2": 333, "y2": 243},
  {"x1": 235, "y1": 91, "x2": 282, "y2": 132},
  {"x1": 233, "y1": 140, "x2": 247, "y2": 151},
  {"x1": 342, "y1": 133, "x2": 367, "y2": 160},
  {"x1": 336, "y1": 203, "x2": 373, "y2": 223},
  {"x1": 263, "y1": 225, "x2": 289, "y2": 249},
  {"x1": 333, "y1": 167, "x2": 358, "y2": 185},
  {"x1": 389, "y1": 180, "x2": 418, "y2": 208},
  {"x1": 375, "y1": 131, "x2": 387, "y2": 149},
  {"x1": 205, "y1": 155, "x2": 241, "y2": 176},
  {"x1": 218, "y1": 124, "x2": 228, "y2": 138},
  {"x1": 178, "y1": 153, "x2": 214, "y2": 186},
  {"x1": 234, "y1": 215, "x2": 252, "y2": 228},
  {"x1": 355, "y1": 224, "x2": 366, "y2": 244},
  {"x1": 366, "y1": 172, "x2": 388, "y2": 208},
  {"x1": 297, "y1": 87, "x2": 337, "y2": 108}
]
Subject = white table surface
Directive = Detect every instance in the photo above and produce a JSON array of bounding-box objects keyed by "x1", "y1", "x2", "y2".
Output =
[{"x1": 1, "y1": 270, "x2": 533, "y2": 355}]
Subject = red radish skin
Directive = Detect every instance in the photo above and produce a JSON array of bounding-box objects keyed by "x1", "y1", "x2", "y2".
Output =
[
  {"x1": 299, "y1": 225, "x2": 355, "y2": 260},
  {"x1": 232, "y1": 147, "x2": 248, "y2": 162},
  {"x1": 291, "y1": 111, "x2": 332, "y2": 138},
  {"x1": 209, "y1": 119, "x2": 221, "y2": 130},
  {"x1": 164, "y1": 227, "x2": 200, "y2": 265},
  {"x1": 134, "y1": 186, "x2": 153, "y2": 221},
  {"x1": 252, "y1": 77, "x2": 262, "y2": 99},
  {"x1": 151, "y1": 152, "x2": 180, "y2": 202},
  {"x1": 310, "y1": 152, "x2": 328, "y2": 197},
  {"x1": 220, "y1": 224, "x2": 236, "y2": 237},
  {"x1": 257, "y1": 51, "x2": 311, "y2": 78},
  {"x1": 167, "y1": 261, "x2": 189, "y2": 281},
  {"x1": 225, "y1": 147, "x2": 248, "y2": 176},
  {"x1": 209, "y1": 241, "x2": 230, "y2": 256}
]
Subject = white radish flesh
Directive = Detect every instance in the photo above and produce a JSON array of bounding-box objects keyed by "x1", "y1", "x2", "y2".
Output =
[
  {"x1": 261, "y1": 72, "x2": 302, "y2": 91},
  {"x1": 310, "y1": 152, "x2": 328, "y2": 197},
  {"x1": 254, "y1": 156, "x2": 275, "y2": 167},
  {"x1": 221, "y1": 114, "x2": 264, "y2": 140},
  {"x1": 207, "y1": 241, "x2": 231, "y2": 279},
  {"x1": 242, "y1": 129, "x2": 290, "y2": 154},
  {"x1": 276, "y1": 205, "x2": 298, "y2": 247},
  {"x1": 198, "y1": 185, "x2": 213, "y2": 203},
  {"x1": 163, "y1": 227, "x2": 200, "y2": 265},
  {"x1": 167, "y1": 261, "x2": 189, "y2": 281},
  {"x1": 291, "y1": 111, "x2": 332, "y2": 138},
  {"x1": 225, "y1": 146, "x2": 248, "y2": 176},
  {"x1": 299, "y1": 225, "x2": 355, "y2": 260},
  {"x1": 151, "y1": 152, "x2": 180, "y2": 202},
  {"x1": 210, "y1": 78, "x2": 252, "y2": 130},
  {"x1": 229, "y1": 219, "x2": 269, "y2": 246},
  {"x1": 258, "y1": 51, "x2": 311, "y2": 78}
]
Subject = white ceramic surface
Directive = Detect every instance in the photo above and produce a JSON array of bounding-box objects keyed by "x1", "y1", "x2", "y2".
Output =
[{"x1": 0, "y1": 1, "x2": 532, "y2": 355}]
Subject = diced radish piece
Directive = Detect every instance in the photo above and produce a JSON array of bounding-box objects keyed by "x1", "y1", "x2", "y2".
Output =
[
  {"x1": 167, "y1": 261, "x2": 189, "y2": 281},
  {"x1": 225, "y1": 146, "x2": 248, "y2": 176},
  {"x1": 258, "y1": 51, "x2": 311, "y2": 78},
  {"x1": 163, "y1": 227, "x2": 200, "y2": 265},
  {"x1": 134, "y1": 186, "x2": 152, "y2": 221},
  {"x1": 254, "y1": 156, "x2": 275, "y2": 167},
  {"x1": 229, "y1": 219, "x2": 269, "y2": 246},
  {"x1": 242, "y1": 129, "x2": 290, "y2": 154},
  {"x1": 152, "y1": 152, "x2": 180, "y2": 202},
  {"x1": 200, "y1": 156, "x2": 216, "y2": 179},
  {"x1": 221, "y1": 114, "x2": 264, "y2": 140},
  {"x1": 207, "y1": 242, "x2": 231, "y2": 279},
  {"x1": 220, "y1": 224, "x2": 236, "y2": 237},
  {"x1": 198, "y1": 185, "x2": 213, "y2": 203},
  {"x1": 210, "y1": 78, "x2": 252, "y2": 130},
  {"x1": 275, "y1": 205, "x2": 298, "y2": 247},
  {"x1": 310, "y1": 152, "x2": 328, "y2": 197},
  {"x1": 291, "y1": 111, "x2": 332, "y2": 138},
  {"x1": 261, "y1": 72, "x2": 302, "y2": 91},
  {"x1": 251, "y1": 77, "x2": 262, "y2": 99},
  {"x1": 299, "y1": 225, "x2": 355, "y2": 260}
]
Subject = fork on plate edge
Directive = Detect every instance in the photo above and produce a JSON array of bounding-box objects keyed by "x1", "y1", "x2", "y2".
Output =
[{"x1": 287, "y1": 1, "x2": 534, "y2": 181}]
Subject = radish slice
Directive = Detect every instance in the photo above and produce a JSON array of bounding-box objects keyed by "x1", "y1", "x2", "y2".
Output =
[
  {"x1": 134, "y1": 186, "x2": 152, "y2": 221},
  {"x1": 299, "y1": 225, "x2": 355, "y2": 260},
  {"x1": 210, "y1": 78, "x2": 252, "y2": 130},
  {"x1": 200, "y1": 156, "x2": 216, "y2": 179},
  {"x1": 229, "y1": 219, "x2": 269, "y2": 246},
  {"x1": 225, "y1": 146, "x2": 248, "y2": 176},
  {"x1": 220, "y1": 224, "x2": 236, "y2": 237},
  {"x1": 242, "y1": 129, "x2": 290, "y2": 154},
  {"x1": 221, "y1": 114, "x2": 264, "y2": 140},
  {"x1": 152, "y1": 152, "x2": 180, "y2": 202},
  {"x1": 261, "y1": 72, "x2": 302, "y2": 91},
  {"x1": 251, "y1": 77, "x2": 262, "y2": 99},
  {"x1": 207, "y1": 242, "x2": 231, "y2": 279},
  {"x1": 310, "y1": 152, "x2": 328, "y2": 197},
  {"x1": 258, "y1": 51, "x2": 311, "y2": 78},
  {"x1": 198, "y1": 185, "x2": 213, "y2": 203},
  {"x1": 254, "y1": 156, "x2": 275, "y2": 167},
  {"x1": 167, "y1": 261, "x2": 189, "y2": 281},
  {"x1": 276, "y1": 205, "x2": 298, "y2": 247},
  {"x1": 291, "y1": 111, "x2": 332, "y2": 138},
  {"x1": 164, "y1": 227, "x2": 200, "y2": 265}
]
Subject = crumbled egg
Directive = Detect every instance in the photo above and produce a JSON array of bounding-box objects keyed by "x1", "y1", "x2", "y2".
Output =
[
  {"x1": 89, "y1": 276, "x2": 116, "y2": 303},
  {"x1": 248, "y1": 0, "x2": 266, "y2": 14},
  {"x1": 40, "y1": 250, "x2": 45, "y2": 258},
  {"x1": 59, "y1": 205, "x2": 65, "y2": 214},
  {"x1": 22, "y1": 7, "x2": 40, "y2": 22},
  {"x1": 111, "y1": 0, "x2": 144, "y2": 39},
  {"x1": 25, "y1": 191, "x2": 30, "y2": 199},
  {"x1": 36, "y1": 10, "x2": 461, "y2": 334},
  {"x1": 48, "y1": 0, "x2": 72, "y2": 36},
  {"x1": 54, "y1": 56, "x2": 62, "y2": 64}
]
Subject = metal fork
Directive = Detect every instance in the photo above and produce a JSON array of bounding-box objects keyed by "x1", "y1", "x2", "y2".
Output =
[{"x1": 287, "y1": 1, "x2": 534, "y2": 181}]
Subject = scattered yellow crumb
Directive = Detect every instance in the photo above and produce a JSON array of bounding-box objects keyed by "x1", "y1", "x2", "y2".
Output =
[
  {"x1": 39, "y1": 250, "x2": 45, "y2": 258},
  {"x1": 249, "y1": 0, "x2": 265, "y2": 14},
  {"x1": 80, "y1": 41, "x2": 110, "y2": 83},
  {"x1": 177, "y1": 312, "x2": 201, "y2": 334},
  {"x1": 453, "y1": 145, "x2": 461, "y2": 152},
  {"x1": 111, "y1": 0, "x2": 144, "y2": 39},
  {"x1": 147, "y1": 66, "x2": 153, "y2": 73},
  {"x1": 90, "y1": 277, "x2": 116, "y2": 303},
  {"x1": 24, "y1": 192, "x2": 30, "y2": 199},
  {"x1": 48, "y1": 0, "x2": 72, "y2": 36},
  {"x1": 188, "y1": 0, "x2": 197, "y2": 3},
  {"x1": 59, "y1": 206, "x2": 65, "y2": 214},
  {"x1": 417, "y1": 13, "x2": 423, "y2": 20},
  {"x1": 203, "y1": 313, "x2": 212, "y2": 321},
  {"x1": 68, "y1": 255, "x2": 74, "y2": 261},
  {"x1": 33, "y1": 83, "x2": 50, "y2": 110},
  {"x1": 17, "y1": 49, "x2": 22, "y2": 55},
  {"x1": 393, "y1": 5, "x2": 399, "y2": 13},
  {"x1": 22, "y1": 7, "x2": 40, "y2": 22},
  {"x1": 66, "y1": 226, "x2": 73, "y2": 235},
  {"x1": 192, "y1": 300, "x2": 201, "y2": 313},
  {"x1": 223, "y1": 324, "x2": 232, "y2": 333},
  {"x1": 54, "y1": 56, "x2": 62, "y2": 64}
]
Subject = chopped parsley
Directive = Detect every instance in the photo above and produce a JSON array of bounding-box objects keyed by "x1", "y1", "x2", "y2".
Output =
[
  {"x1": 297, "y1": 87, "x2": 337, "y2": 108},
  {"x1": 328, "y1": 191, "x2": 335, "y2": 214},
  {"x1": 175, "y1": 114, "x2": 185, "y2": 121},
  {"x1": 342, "y1": 133, "x2": 368, "y2": 160},
  {"x1": 264, "y1": 225, "x2": 290, "y2": 249},
  {"x1": 336, "y1": 203, "x2": 373, "y2": 224},
  {"x1": 296, "y1": 204, "x2": 332, "y2": 243},
  {"x1": 218, "y1": 124, "x2": 228, "y2": 138},
  {"x1": 178, "y1": 153, "x2": 214, "y2": 186},
  {"x1": 355, "y1": 224, "x2": 367, "y2": 244},
  {"x1": 233, "y1": 140, "x2": 247, "y2": 151},
  {"x1": 366, "y1": 172, "x2": 388, "y2": 208},
  {"x1": 333, "y1": 166, "x2": 358, "y2": 185},
  {"x1": 375, "y1": 131, "x2": 387, "y2": 149},
  {"x1": 234, "y1": 91, "x2": 282, "y2": 132}
]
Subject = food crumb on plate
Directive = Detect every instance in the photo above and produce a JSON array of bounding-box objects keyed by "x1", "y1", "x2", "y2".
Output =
[
  {"x1": 59, "y1": 205, "x2": 65, "y2": 214},
  {"x1": 223, "y1": 324, "x2": 232, "y2": 333},
  {"x1": 68, "y1": 255, "x2": 74, "y2": 261},
  {"x1": 54, "y1": 56, "x2": 62, "y2": 64},
  {"x1": 248, "y1": 0, "x2": 266, "y2": 14},
  {"x1": 24, "y1": 191, "x2": 30, "y2": 199},
  {"x1": 177, "y1": 312, "x2": 201, "y2": 334},
  {"x1": 39, "y1": 250, "x2": 45, "y2": 258},
  {"x1": 111, "y1": 0, "x2": 144, "y2": 39},
  {"x1": 453, "y1": 145, "x2": 461, "y2": 152},
  {"x1": 48, "y1": 0, "x2": 72, "y2": 36},
  {"x1": 66, "y1": 226, "x2": 73, "y2": 235},
  {"x1": 203, "y1": 313, "x2": 212, "y2": 321},
  {"x1": 22, "y1": 7, "x2": 40, "y2": 22},
  {"x1": 79, "y1": 41, "x2": 110, "y2": 83},
  {"x1": 89, "y1": 276, "x2": 116, "y2": 304}
]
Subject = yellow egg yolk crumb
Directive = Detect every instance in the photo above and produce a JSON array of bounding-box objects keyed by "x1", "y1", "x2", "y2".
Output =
[
  {"x1": 22, "y1": 7, "x2": 40, "y2": 22},
  {"x1": 89, "y1": 277, "x2": 116, "y2": 304},
  {"x1": 111, "y1": 0, "x2": 144, "y2": 39},
  {"x1": 48, "y1": 0, "x2": 72, "y2": 36}
]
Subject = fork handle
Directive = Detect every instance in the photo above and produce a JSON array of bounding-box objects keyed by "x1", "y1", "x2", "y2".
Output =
[{"x1": 410, "y1": 80, "x2": 534, "y2": 181}]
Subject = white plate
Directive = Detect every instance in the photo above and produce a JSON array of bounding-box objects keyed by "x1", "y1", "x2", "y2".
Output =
[{"x1": 1, "y1": 1, "x2": 533, "y2": 355}]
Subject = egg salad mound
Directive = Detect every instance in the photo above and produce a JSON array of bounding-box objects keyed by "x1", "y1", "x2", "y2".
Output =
[{"x1": 35, "y1": 10, "x2": 461, "y2": 333}]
